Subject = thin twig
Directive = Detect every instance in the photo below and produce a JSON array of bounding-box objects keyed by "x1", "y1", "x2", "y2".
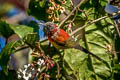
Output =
[
  {"x1": 14, "y1": 46, "x2": 29, "y2": 53},
  {"x1": 58, "y1": 0, "x2": 85, "y2": 28},
  {"x1": 54, "y1": 60, "x2": 60, "y2": 79},
  {"x1": 40, "y1": 38, "x2": 48, "y2": 43},
  {"x1": 113, "y1": 44, "x2": 118, "y2": 60},
  {"x1": 70, "y1": 9, "x2": 78, "y2": 23},
  {"x1": 78, "y1": 8, "x2": 88, "y2": 20},
  {"x1": 70, "y1": 16, "x2": 109, "y2": 36},
  {"x1": 113, "y1": 21, "x2": 120, "y2": 38}
]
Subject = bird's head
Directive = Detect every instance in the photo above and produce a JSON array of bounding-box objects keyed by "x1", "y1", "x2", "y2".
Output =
[{"x1": 44, "y1": 22, "x2": 58, "y2": 36}]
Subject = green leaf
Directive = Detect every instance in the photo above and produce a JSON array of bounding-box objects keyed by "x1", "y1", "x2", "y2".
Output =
[
  {"x1": 0, "y1": 21, "x2": 14, "y2": 39},
  {"x1": 24, "y1": 33, "x2": 38, "y2": 46},
  {"x1": 10, "y1": 24, "x2": 34, "y2": 39},
  {"x1": 28, "y1": 0, "x2": 47, "y2": 21},
  {"x1": 0, "y1": 40, "x2": 23, "y2": 75},
  {"x1": 63, "y1": 19, "x2": 113, "y2": 80},
  {"x1": 39, "y1": 0, "x2": 46, "y2": 8},
  {"x1": 63, "y1": 0, "x2": 113, "y2": 79},
  {"x1": 0, "y1": 21, "x2": 35, "y2": 39},
  {"x1": 0, "y1": 33, "x2": 37, "y2": 75}
]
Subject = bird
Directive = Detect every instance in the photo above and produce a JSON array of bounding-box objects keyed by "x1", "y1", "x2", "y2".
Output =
[
  {"x1": 43, "y1": 22, "x2": 105, "y2": 61},
  {"x1": 105, "y1": 0, "x2": 120, "y2": 24},
  {"x1": 105, "y1": 0, "x2": 120, "y2": 38}
]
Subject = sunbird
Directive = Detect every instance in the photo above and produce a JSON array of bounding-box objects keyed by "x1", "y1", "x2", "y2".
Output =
[{"x1": 43, "y1": 22, "x2": 103, "y2": 61}]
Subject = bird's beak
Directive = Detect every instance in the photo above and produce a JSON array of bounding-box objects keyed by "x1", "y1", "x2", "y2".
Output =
[{"x1": 38, "y1": 22, "x2": 44, "y2": 25}]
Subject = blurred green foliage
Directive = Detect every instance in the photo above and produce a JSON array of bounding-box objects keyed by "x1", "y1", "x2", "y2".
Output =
[{"x1": 0, "y1": 0, "x2": 120, "y2": 80}]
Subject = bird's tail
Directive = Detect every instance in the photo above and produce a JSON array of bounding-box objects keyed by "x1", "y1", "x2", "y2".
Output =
[
  {"x1": 74, "y1": 45, "x2": 110, "y2": 68},
  {"x1": 74, "y1": 44, "x2": 106, "y2": 62},
  {"x1": 65, "y1": 38, "x2": 110, "y2": 67}
]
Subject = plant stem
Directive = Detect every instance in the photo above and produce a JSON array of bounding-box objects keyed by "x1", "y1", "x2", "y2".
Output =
[
  {"x1": 70, "y1": 16, "x2": 108, "y2": 36},
  {"x1": 113, "y1": 21, "x2": 120, "y2": 38},
  {"x1": 58, "y1": 0, "x2": 85, "y2": 28}
]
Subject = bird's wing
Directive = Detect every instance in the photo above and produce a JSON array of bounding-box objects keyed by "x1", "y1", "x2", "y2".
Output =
[
  {"x1": 54, "y1": 29, "x2": 70, "y2": 42},
  {"x1": 50, "y1": 29, "x2": 70, "y2": 47}
]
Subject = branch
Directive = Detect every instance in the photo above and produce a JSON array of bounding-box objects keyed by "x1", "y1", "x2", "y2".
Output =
[
  {"x1": 70, "y1": 16, "x2": 109, "y2": 36},
  {"x1": 78, "y1": 8, "x2": 88, "y2": 20},
  {"x1": 58, "y1": 0, "x2": 85, "y2": 28},
  {"x1": 14, "y1": 46, "x2": 29, "y2": 53},
  {"x1": 113, "y1": 21, "x2": 120, "y2": 38}
]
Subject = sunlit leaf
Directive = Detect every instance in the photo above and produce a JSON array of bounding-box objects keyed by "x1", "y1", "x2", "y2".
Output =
[
  {"x1": 39, "y1": 0, "x2": 46, "y2": 8},
  {"x1": 24, "y1": 33, "x2": 38, "y2": 46},
  {"x1": 10, "y1": 24, "x2": 34, "y2": 39},
  {"x1": 63, "y1": 0, "x2": 113, "y2": 79}
]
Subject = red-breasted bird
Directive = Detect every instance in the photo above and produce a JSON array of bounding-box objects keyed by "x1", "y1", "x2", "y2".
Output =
[{"x1": 43, "y1": 22, "x2": 105, "y2": 61}]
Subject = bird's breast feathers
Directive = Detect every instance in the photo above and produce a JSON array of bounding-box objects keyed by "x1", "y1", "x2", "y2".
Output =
[{"x1": 48, "y1": 29, "x2": 70, "y2": 49}]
